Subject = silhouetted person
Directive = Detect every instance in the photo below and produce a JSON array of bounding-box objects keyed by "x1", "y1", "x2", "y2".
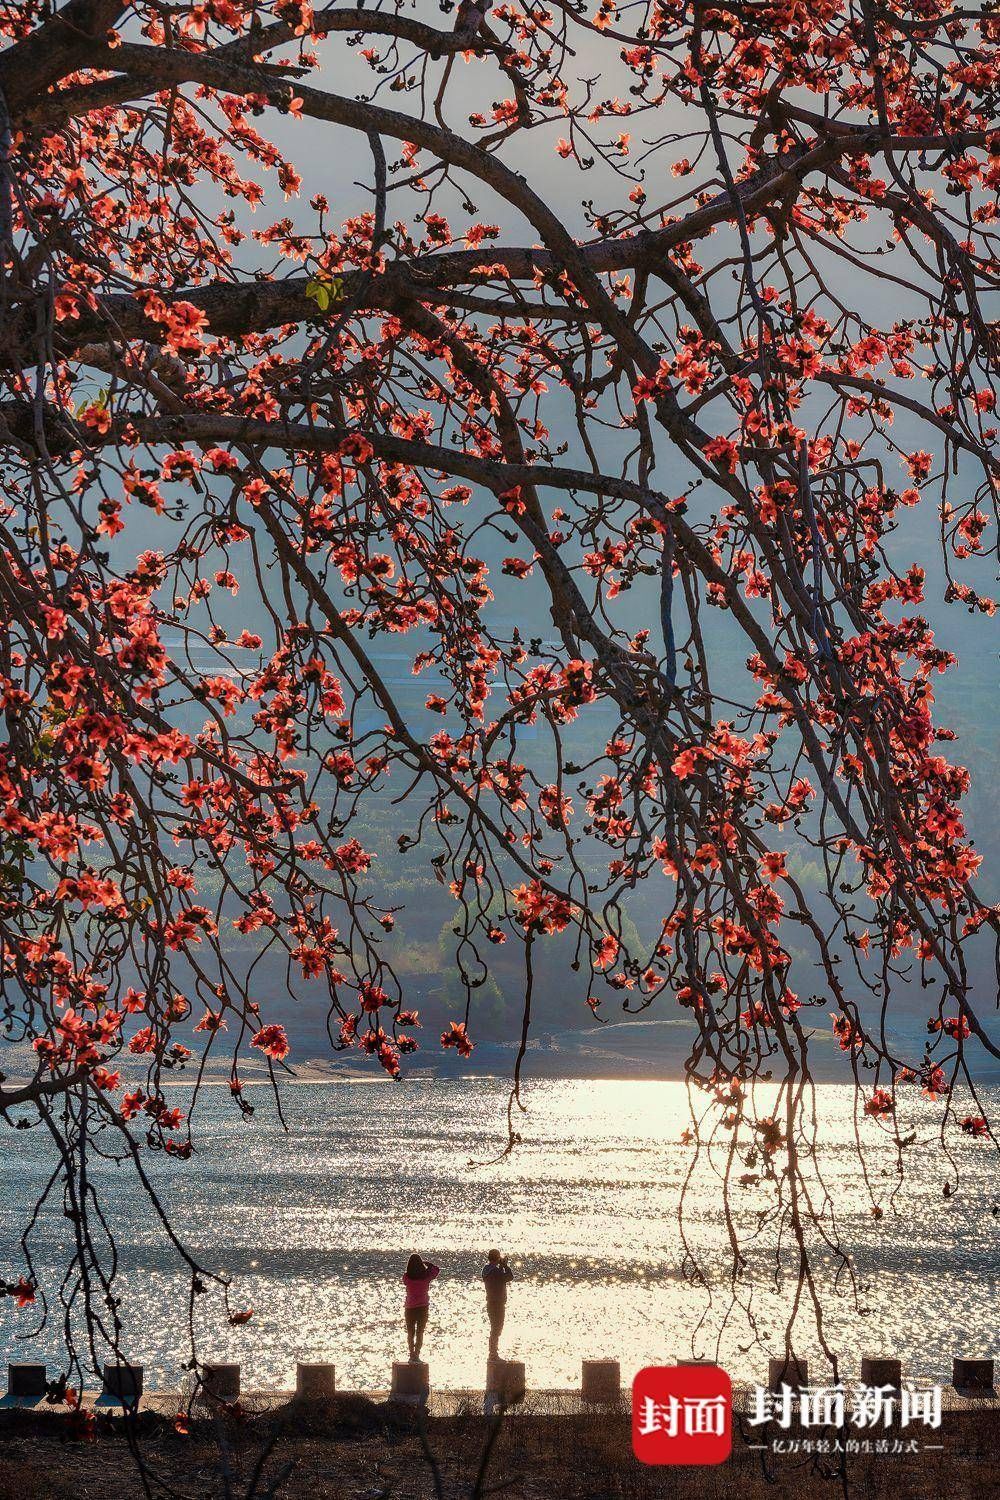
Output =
[
  {"x1": 482, "y1": 1248, "x2": 514, "y2": 1359},
  {"x1": 402, "y1": 1253, "x2": 439, "y2": 1360}
]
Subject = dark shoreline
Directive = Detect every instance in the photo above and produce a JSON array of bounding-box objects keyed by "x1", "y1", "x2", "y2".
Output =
[{"x1": 1, "y1": 1392, "x2": 997, "y2": 1499}]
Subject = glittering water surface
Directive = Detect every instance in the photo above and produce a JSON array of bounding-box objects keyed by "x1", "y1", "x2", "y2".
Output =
[{"x1": 1, "y1": 1079, "x2": 996, "y2": 1390}]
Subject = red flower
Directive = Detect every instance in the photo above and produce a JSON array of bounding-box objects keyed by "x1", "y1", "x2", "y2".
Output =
[
  {"x1": 441, "y1": 1021, "x2": 474, "y2": 1058},
  {"x1": 10, "y1": 1277, "x2": 36, "y2": 1308},
  {"x1": 864, "y1": 1088, "x2": 894, "y2": 1119},
  {"x1": 359, "y1": 981, "x2": 389, "y2": 1012},
  {"x1": 703, "y1": 435, "x2": 739, "y2": 473},
  {"x1": 251, "y1": 1024, "x2": 290, "y2": 1061}
]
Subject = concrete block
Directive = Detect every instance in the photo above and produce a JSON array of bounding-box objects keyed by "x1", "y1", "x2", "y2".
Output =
[
  {"x1": 295, "y1": 1362, "x2": 337, "y2": 1400},
  {"x1": 202, "y1": 1363, "x2": 241, "y2": 1402},
  {"x1": 8, "y1": 1364, "x2": 47, "y2": 1399},
  {"x1": 953, "y1": 1357, "x2": 994, "y2": 1393},
  {"x1": 102, "y1": 1363, "x2": 143, "y2": 1403},
  {"x1": 390, "y1": 1360, "x2": 429, "y2": 1402},
  {"x1": 768, "y1": 1357, "x2": 808, "y2": 1390},
  {"x1": 486, "y1": 1358, "x2": 525, "y2": 1404},
  {"x1": 861, "y1": 1358, "x2": 902, "y2": 1390},
  {"x1": 581, "y1": 1359, "x2": 620, "y2": 1402}
]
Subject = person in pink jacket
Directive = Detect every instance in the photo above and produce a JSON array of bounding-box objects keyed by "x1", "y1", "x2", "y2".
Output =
[{"x1": 402, "y1": 1253, "x2": 439, "y2": 1360}]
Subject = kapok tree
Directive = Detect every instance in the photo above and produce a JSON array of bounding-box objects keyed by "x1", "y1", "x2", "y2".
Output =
[{"x1": 0, "y1": 0, "x2": 996, "y2": 1385}]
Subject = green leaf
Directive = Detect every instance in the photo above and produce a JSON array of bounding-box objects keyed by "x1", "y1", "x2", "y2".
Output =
[{"x1": 305, "y1": 275, "x2": 344, "y2": 314}]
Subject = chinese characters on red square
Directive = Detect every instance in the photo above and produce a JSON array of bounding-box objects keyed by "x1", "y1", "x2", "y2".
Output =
[{"x1": 632, "y1": 1365, "x2": 732, "y2": 1465}]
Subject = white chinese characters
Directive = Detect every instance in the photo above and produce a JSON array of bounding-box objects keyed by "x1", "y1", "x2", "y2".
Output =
[
  {"x1": 637, "y1": 1394, "x2": 729, "y2": 1439},
  {"x1": 748, "y1": 1383, "x2": 942, "y2": 1430}
]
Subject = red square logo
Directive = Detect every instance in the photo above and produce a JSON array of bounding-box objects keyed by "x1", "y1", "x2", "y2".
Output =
[{"x1": 632, "y1": 1365, "x2": 732, "y2": 1465}]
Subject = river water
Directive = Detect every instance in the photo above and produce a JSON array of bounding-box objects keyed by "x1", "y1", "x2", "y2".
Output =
[{"x1": 0, "y1": 1078, "x2": 996, "y2": 1391}]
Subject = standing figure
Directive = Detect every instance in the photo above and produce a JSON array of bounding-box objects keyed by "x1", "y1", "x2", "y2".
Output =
[
  {"x1": 402, "y1": 1253, "x2": 439, "y2": 1361},
  {"x1": 482, "y1": 1247, "x2": 514, "y2": 1360}
]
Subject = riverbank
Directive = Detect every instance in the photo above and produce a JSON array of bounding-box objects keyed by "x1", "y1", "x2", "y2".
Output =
[
  {"x1": 12, "y1": 1012, "x2": 999, "y2": 1088},
  {"x1": 0, "y1": 1392, "x2": 996, "y2": 1499}
]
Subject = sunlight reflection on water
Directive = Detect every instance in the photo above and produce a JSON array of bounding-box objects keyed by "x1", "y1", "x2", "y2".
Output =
[{"x1": 1, "y1": 1079, "x2": 996, "y2": 1390}]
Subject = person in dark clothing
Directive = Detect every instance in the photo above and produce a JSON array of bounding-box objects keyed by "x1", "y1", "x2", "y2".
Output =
[
  {"x1": 482, "y1": 1247, "x2": 514, "y2": 1359},
  {"x1": 402, "y1": 1253, "x2": 439, "y2": 1360}
]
